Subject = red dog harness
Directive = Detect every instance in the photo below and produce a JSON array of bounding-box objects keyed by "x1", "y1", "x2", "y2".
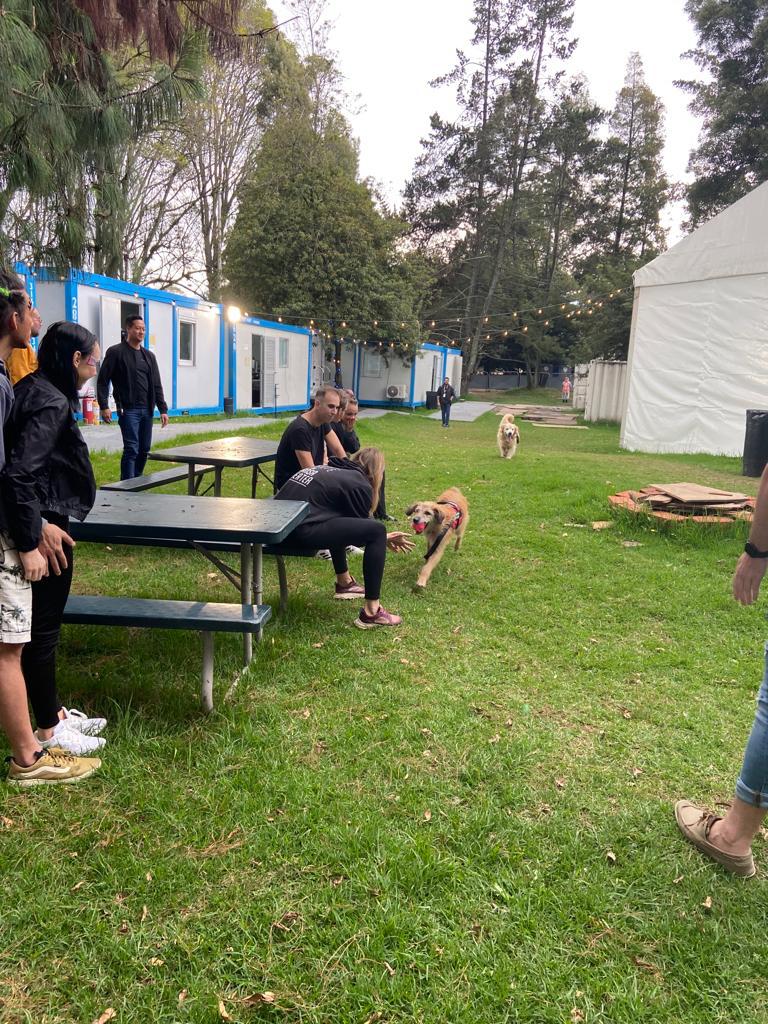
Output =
[{"x1": 423, "y1": 499, "x2": 464, "y2": 561}]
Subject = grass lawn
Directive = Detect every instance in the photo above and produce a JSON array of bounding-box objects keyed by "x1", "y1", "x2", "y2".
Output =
[
  {"x1": 2, "y1": 409, "x2": 767, "y2": 1023},
  {"x1": 468, "y1": 386, "x2": 568, "y2": 406}
]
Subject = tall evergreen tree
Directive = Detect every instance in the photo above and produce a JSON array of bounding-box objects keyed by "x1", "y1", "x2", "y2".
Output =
[{"x1": 679, "y1": 0, "x2": 768, "y2": 225}]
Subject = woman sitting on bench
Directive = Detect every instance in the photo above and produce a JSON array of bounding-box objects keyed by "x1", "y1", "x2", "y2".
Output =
[
  {"x1": 2, "y1": 322, "x2": 105, "y2": 755},
  {"x1": 274, "y1": 447, "x2": 413, "y2": 628}
]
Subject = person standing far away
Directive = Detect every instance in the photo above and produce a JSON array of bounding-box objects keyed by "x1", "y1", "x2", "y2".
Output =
[
  {"x1": 561, "y1": 375, "x2": 572, "y2": 403},
  {"x1": 96, "y1": 314, "x2": 169, "y2": 479},
  {"x1": 274, "y1": 386, "x2": 348, "y2": 491},
  {"x1": 0, "y1": 273, "x2": 99, "y2": 785},
  {"x1": 6, "y1": 304, "x2": 41, "y2": 385},
  {"x1": 436, "y1": 376, "x2": 456, "y2": 428}
]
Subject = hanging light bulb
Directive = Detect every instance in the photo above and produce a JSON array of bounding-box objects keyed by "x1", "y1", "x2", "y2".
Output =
[
  {"x1": 537, "y1": 308, "x2": 542, "y2": 315},
  {"x1": 544, "y1": 320, "x2": 549, "y2": 326}
]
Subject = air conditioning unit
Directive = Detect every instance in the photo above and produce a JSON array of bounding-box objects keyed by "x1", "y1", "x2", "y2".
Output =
[{"x1": 386, "y1": 384, "x2": 407, "y2": 400}]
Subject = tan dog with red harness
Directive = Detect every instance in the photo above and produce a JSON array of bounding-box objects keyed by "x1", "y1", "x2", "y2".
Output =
[{"x1": 406, "y1": 487, "x2": 469, "y2": 589}]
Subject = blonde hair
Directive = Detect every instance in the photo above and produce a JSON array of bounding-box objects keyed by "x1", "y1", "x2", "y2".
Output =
[{"x1": 349, "y1": 446, "x2": 385, "y2": 516}]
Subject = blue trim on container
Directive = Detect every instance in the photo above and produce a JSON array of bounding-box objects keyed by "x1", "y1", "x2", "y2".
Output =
[
  {"x1": 64, "y1": 273, "x2": 79, "y2": 322},
  {"x1": 142, "y1": 299, "x2": 150, "y2": 349},
  {"x1": 229, "y1": 325, "x2": 237, "y2": 412},
  {"x1": 408, "y1": 355, "x2": 417, "y2": 408},
  {"x1": 37, "y1": 267, "x2": 214, "y2": 311},
  {"x1": 421, "y1": 342, "x2": 447, "y2": 353},
  {"x1": 441, "y1": 348, "x2": 447, "y2": 381},
  {"x1": 219, "y1": 316, "x2": 226, "y2": 411},
  {"x1": 306, "y1": 334, "x2": 312, "y2": 404},
  {"x1": 242, "y1": 316, "x2": 310, "y2": 338},
  {"x1": 171, "y1": 308, "x2": 178, "y2": 409}
]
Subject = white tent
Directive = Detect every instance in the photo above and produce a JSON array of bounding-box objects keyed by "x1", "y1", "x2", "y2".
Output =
[{"x1": 621, "y1": 181, "x2": 768, "y2": 456}]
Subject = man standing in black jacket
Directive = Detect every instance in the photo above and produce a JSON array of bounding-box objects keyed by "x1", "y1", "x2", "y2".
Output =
[
  {"x1": 436, "y1": 377, "x2": 456, "y2": 428},
  {"x1": 97, "y1": 314, "x2": 169, "y2": 479}
]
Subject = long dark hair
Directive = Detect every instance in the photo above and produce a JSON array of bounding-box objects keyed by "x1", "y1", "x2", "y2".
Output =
[{"x1": 37, "y1": 321, "x2": 98, "y2": 400}]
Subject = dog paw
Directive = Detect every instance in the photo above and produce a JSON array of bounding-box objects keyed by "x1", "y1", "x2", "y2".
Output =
[{"x1": 412, "y1": 582, "x2": 427, "y2": 593}]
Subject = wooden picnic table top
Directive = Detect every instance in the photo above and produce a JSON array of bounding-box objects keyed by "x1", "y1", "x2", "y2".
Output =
[
  {"x1": 148, "y1": 436, "x2": 279, "y2": 468},
  {"x1": 73, "y1": 491, "x2": 308, "y2": 545}
]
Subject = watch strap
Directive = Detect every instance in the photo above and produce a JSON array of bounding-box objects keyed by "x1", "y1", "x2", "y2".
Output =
[{"x1": 745, "y1": 541, "x2": 768, "y2": 558}]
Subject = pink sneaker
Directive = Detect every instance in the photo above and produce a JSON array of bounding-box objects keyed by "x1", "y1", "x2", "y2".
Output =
[
  {"x1": 334, "y1": 576, "x2": 365, "y2": 600},
  {"x1": 354, "y1": 606, "x2": 402, "y2": 629}
]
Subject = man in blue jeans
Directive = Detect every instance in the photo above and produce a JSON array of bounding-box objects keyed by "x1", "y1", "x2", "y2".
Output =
[
  {"x1": 97, "y1": 315, "x2": 169, "y2": 478},
  {"x1": 436, "y1": 377, "x2": 456, "y2": 427}
]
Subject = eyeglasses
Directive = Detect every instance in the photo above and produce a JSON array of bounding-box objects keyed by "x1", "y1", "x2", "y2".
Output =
[{"x1": 83, "y1": 354, "x2": 98, "y2": 367}]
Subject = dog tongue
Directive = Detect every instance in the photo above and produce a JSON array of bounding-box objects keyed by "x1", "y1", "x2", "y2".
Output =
[{"x1": 413, "y1": 522, "x2": 426, "y2": 534}]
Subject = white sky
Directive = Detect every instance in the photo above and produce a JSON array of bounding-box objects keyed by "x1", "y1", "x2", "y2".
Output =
[{"x1": 270, "y1": 0, "x2": 702, "y2": 242}]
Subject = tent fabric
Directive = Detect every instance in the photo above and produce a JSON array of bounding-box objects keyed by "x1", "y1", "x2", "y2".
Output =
[
  {"x1": 634, "y1": 181, "x2": 768, "y2": 288},
  {"x1": 622, "y1": 182, "x2": 768, "y2": 456}
]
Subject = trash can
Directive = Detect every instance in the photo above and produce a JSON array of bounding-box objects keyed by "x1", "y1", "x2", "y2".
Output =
[
  {"x1": 743, "y1": 409, "x2": 768, "y2": 476},
  {"x1": 426, "y1": 390, "x2": 438, "y2": 410},
  {"x1": 224, "y1": 397, "x2": 234, "y2": 416}
]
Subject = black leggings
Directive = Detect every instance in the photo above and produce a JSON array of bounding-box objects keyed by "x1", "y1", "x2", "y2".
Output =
[
  {"x1": 289, "y1": 518, "x2": 387, "y2": 600},
  {"x1": 23, "y1": 544, "x2": 73, "y2": 731}
]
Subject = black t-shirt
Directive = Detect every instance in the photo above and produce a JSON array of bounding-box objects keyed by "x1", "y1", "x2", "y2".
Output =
[
  {"x1": 129, "y1": 346, "x2": 151, "y2": 409},
  {"x1": 274, "y1": 415, "x2": 330, "y2": 490},
  {"x1": 330, "y1": 420, "x2": 361, "y2": 455},
  {"x1": 275, "y1": 459, "x2": 372, "y2": 527}
]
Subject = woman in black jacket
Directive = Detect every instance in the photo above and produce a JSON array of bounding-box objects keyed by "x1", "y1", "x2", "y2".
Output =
[
  {"x1": 275, "y1": 447, "x2": 413, "y2": 628},
  {"x1": 2, "y1": 322, "x2": 104, "y2": 755}
]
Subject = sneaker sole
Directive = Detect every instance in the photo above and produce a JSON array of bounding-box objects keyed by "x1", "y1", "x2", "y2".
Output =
[
  {"x1": 354, "y1": 618, "x2": 401, "y2": 629},
  {"x1": 8, "y1": 764, "x2": 101, "y2": 786},
  {"x1": 334, "y1": 592, "x2": 364, "y2": 600}
]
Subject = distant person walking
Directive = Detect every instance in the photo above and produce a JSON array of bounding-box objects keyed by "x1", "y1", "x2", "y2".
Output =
[
  {"x1": 561, "y1": 376, "x2": 572, "y2": 403},
  {"x1": 437, "y1": 377, "x2": 456, "y2": 428},
  {"x1": 97, "y1": 314, "x2": 169, "y2": 479}
]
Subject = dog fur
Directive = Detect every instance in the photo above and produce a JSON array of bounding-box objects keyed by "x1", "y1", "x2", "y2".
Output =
[
  {"x1": 497, "y1": 413, "x2": 520, "y2": 459},
  {"x1": 406, "y1": 487, "x2": 469, "y2": 589}
]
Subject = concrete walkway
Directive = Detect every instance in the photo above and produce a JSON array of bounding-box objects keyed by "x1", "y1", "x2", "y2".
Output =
[
  {"x1": 426, "y1": 400, "x2": 496, "y2": 423},
  {"x1": 80, "y1": 408, "x2": 392, "y2": 455}
]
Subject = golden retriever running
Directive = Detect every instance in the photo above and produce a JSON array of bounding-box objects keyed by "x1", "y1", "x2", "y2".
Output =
[
  {"x1": 406, "y1": 487, "x2": 469, "y2": 589},
  {"x1": 497, "y1": 413, "x2": 520, "y2": 459}
]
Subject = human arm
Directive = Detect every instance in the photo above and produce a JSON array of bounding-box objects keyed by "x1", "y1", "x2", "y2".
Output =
[
  {"x1": 325, "y1": 428, "x2": 347, "y2": 459},
  {"x1": 386, "y1": 531, "x2": 415, "y2": 553},
  {"x1": 733, "y1": 465, "x2": 768, "y2": 604},
  {"x1": 38, "y1": 522, "x2": 75, "y2": 576},
  {"x1": 96, "y1": 347, "x2": 114, "y2": 420},
  {"x1": 150, "y1": 352, "x2": 168, "y2": 418},
  {"x1": 295, "y1": 450, "x2": 315, "y2": 470}
]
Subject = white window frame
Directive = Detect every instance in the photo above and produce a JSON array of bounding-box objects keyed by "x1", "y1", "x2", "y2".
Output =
[
  {"x1": 279, "y1": 336, "x2": 289, "y2": 368},
  {"x1": 178, "y1": 317, "x2": 196, "y2": 366},
  {"x1": 363, "y1": 349, "x2": 383, "y2": 377}
]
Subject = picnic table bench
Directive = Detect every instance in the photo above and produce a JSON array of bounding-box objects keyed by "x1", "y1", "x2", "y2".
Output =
[
  {"x1": 62, "y1": 597, "x2": 271, "y2": 713},
  {"x1": 100, "y1": 465, "x2": 215, "y2": 493}
]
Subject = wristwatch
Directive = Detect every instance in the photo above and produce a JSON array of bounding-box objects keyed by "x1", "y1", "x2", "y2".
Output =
[{"x1": 744, "y1": 541, "x2": 768, "y2": 558}]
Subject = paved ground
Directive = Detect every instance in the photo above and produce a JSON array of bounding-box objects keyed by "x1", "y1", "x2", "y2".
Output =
[
  {"x1": 426, "y1": 401, "x2": 496, "y2": 423},
  {"x1": 80, "y1": 408, "x2": 391, "y2": 455}
]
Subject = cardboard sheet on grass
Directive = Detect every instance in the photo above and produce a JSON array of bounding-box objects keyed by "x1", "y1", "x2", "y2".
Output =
[
  {"x1": 609, "y1": 482, "x2": 755, "y2": 524},
  {"x1": 494, "y1": 405, "x2": 586, "y2": 429}
]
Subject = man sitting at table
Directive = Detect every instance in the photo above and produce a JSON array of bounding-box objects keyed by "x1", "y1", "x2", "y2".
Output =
[{"x1": 274, "y1": 387, "x2": 347, "y2": 491}]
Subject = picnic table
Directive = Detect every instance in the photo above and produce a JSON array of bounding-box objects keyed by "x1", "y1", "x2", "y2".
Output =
[
  {"x1": 147, "y1": 436, "x2": 279, "y2": 497},
  {"x1": 69, "y1": 490, "x2": 308, "y2": 669}
]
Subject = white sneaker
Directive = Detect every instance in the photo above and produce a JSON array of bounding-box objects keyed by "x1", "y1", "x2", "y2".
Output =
[
  {"x1": 345, "y1": 545, "x2": 364, "y2": 556},
  {"x1": 39, "y1": 723, "x2": 106, "y2": 756},
  {"x1": 60, "y1": 707, "x2": 107, "y2": 736},
  {"x1": 315, "y1": 549, "x2": 333, "y2": 560}
]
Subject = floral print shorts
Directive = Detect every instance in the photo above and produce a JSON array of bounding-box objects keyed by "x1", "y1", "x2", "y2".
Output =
[{"x1": 0, "y1": 531, "x2": 32, "y2": 644}]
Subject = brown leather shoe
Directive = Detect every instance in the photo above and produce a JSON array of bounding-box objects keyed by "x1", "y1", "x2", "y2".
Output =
[{"x1": 674, "y1": 800, "x2": 756, "y2": 878}]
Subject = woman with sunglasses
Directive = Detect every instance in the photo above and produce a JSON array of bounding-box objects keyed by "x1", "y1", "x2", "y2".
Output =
[{"x1": 2, "y1": 321, "x2": 105, "y2": 757}]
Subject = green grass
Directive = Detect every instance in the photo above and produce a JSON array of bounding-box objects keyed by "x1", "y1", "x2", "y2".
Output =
[
  {"x1": 469, "y1": 386, "x2": 567, "y2": 406},
  {"x1": 1, "y1": 410, "x2": 766, "y2": 1023}
]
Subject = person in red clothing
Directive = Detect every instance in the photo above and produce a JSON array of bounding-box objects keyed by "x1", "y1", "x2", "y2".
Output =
[{"x1": 561, "y1": 376, "x2": 572, "y2": 403}]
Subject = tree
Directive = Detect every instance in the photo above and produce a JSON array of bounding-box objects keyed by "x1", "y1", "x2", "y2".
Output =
[
  {"x1": 679, "y1": 0, "x2": 768, "y2": 225},
  {"x1": 404, "y1": 0, "x2": 577, "y2": 391}
]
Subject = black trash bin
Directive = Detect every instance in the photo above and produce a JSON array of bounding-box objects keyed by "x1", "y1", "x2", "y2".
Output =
[
  {"x1": 224, "y1": 397, "x2": 234, "y2": 416},
  {"x1": 743, "y1": 409, "x2": 768, "y2": 476},
  {"x1": 426, "y1": 390, "x2": 438, "y2": 410}
]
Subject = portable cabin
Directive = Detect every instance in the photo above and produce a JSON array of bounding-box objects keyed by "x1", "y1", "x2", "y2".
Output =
[
  {"x1": 230, "y1": 317, "x2": 312, "y2": 415},
  {"x1": 334, "y1": 340, "x2": 462, "y2": 407}
]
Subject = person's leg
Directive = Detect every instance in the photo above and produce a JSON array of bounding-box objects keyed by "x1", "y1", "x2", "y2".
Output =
[
  {"x1": 23, "y1": 552, "x2": 74, "y2": 737},
  {"x1": 0, "y1": 644, "x2": 42, "y2": 768},
  {"x1": 374, "y1": 472, "x2": 389, "y2": 520},
  {"x1": 119, "y1": 408, "x2": 140, "y2": 480},
  {"x1": 289, "y1": 519, "x2": 387, "y2": 613},
  {"x1": 134, "y1": 410, "x2": 154, "y2": 477}
]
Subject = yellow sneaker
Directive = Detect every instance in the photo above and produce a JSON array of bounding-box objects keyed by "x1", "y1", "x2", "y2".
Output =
[{"x1": 6, "y1": 748, "x2": 101, "y2": 786}]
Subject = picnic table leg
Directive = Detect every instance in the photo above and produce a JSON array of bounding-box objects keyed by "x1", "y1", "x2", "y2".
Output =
[
  {"x1": 240, "y1": 543, "x2": 253, "y2": 666},
  {"x1": 252, "y1": 543, "x2": 263, "y2": 641},
  {"x1": 201, "y1": 632, "x2": 214, "y2": 713},
  {"x1": 251, "y1": 464, "x2": 258, "y2": 499},
  {"x1": 214, "y1": 466, "x2": 223, "y2": 497},
  {"x1": 187, "y1": 464, "x2": 196, "y2": 495}
]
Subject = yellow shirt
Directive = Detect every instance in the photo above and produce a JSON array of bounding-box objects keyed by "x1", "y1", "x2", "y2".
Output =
[{"x1": 7, "y1": 344, "x2": 38, "y2": 386}]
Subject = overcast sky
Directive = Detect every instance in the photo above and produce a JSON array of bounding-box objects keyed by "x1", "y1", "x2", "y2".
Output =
[{"x1": 270, "y1": 0, "x2": 703, "y2": 242}]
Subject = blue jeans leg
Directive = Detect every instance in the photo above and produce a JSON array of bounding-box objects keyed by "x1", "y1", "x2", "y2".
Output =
[
  {"x1": 441, "y1": 404, "x2": 450, "y2": 426},
  {"x1": 119, "y1": 408, "x2": 154, "y2": 479},
  {"x1": 735, "y1": 643, "x2": 768, "y2": 809}
]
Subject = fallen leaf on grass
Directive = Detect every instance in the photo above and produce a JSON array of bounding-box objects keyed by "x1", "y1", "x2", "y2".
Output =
[
  {"x1": 555, "y1": 777, "x2": 566, "y2": 790},
  {"x1": 702, "y1": 895, "x2": 713, "y2": 911},
  {"x1": 330, "y1": 876, "x2": 345, "y2": 887},
  {"x1": 194, "y1": 831, "x2": 246, "y2": 858},
  {"x1": 178, "y1": 990, "x2": 188, "y2": 1003},
  {"x1": 206, "y1": 572, "x2": 219, "y2": 579},
  {"x1": 242, "y1": 992, "x2": 276, "y2": 1007},
  {"x1": 622, "y1": 540, "x2": 643, "y2": 548},
  {"x1": 488, "y1": 734, "x2": 501, "y2": 744},
  {"x1": 299, "y1": 708, "x2": 311, "y2": 719},
  {"x1": 145, "y1": 872, "x2": 153, "y2": 882},
  {"x1": 71, "y1": 880, "x2": 86, "y2": 891},
  {"x1": 591, "y1": 520, "x2": 614, "y2": 531},
  {"x1": 634, "y1": 957, "x2": 662, "y2": 980},
  {"x1": 399, "y1": 658, "x2": 411, "y2": 666},
  {"x1": 117, "y1": 922, "x2": 129, "y2": 935},
  {"x1": 311, "y1": 642, "x2": 324, "y2": 649},
  {"x1": 673, "y1": 875, "x2": 684, "y2": 884},
  {"x1": 471, "y1": 705, "x2": 492, "y2": 719},
  {"x1": 0, "y1": 815, "x2": 14, "y2": 828},
  {"x1": 148, "y1": 957, "x2": 165, "y2": 967},
  {"x1": 93, "y1": 1011, "x2": 116, "y2": 1024},
  {"x1": 423, "y1": 809, "x2": 432, "y2": 821},
  {"x1": 606, "y1": 850, "x2": 617, "y2": 864},
  {"x1": 363, "y1": 1013, "x2": 383, "y2": 1024},
  {"x1": 570, "y1": 1009, "x2": 585, "y2": 1023},
  {"x1": 383, "y1": 961, "x2": 396, "y2": 977},
  {"x1": 271, "y1": 911, "x2": 300, "y2": 932},
  {"x1": 141, "y1": 905, "x2": 149, "y2": 923},
  {"x1": 218, "y1": 999, "x2": 233, "y2": 1020},
  {"x1": 451, "y1": 625, "x2": 462, "y2": 634},
  {"x1": 630, "y1": 767, "x2": 643, "y2": 778}
]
